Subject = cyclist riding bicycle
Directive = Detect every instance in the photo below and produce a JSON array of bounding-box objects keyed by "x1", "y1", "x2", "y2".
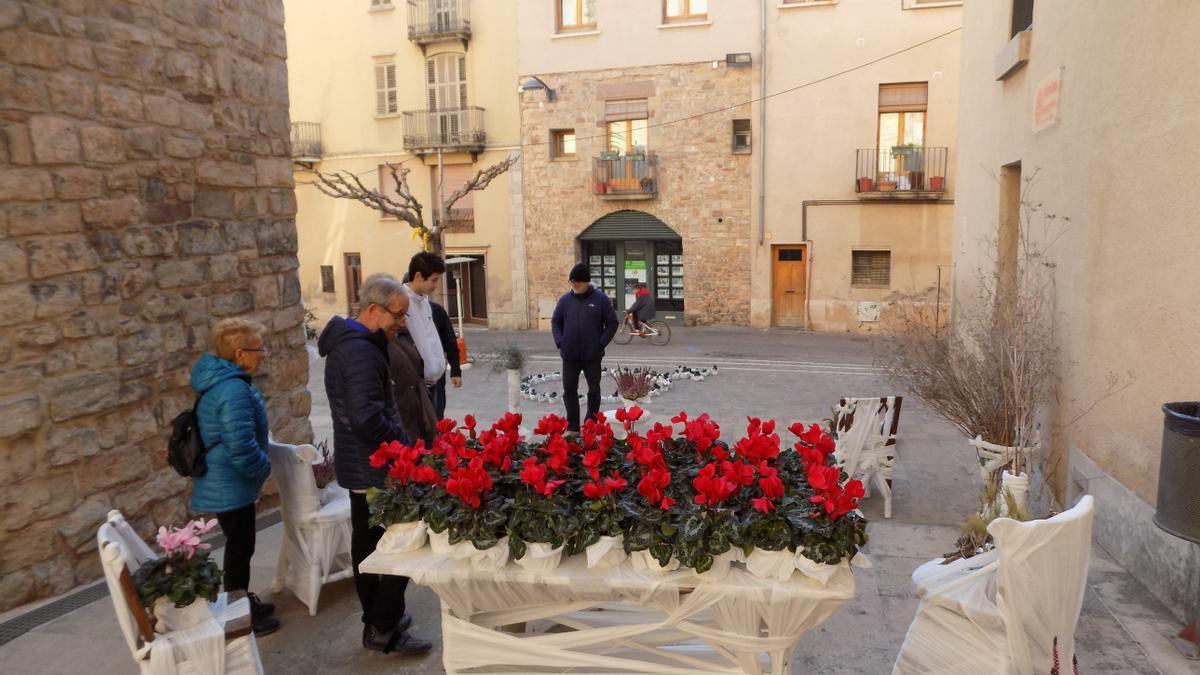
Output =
[{"x1": 626, "y1": 283, "x2": 656, "y2": 334}]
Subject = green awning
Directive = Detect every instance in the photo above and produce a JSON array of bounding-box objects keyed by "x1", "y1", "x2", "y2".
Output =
[{"x1": 577, "y1": 210, "x2": 681, "y2": 241}]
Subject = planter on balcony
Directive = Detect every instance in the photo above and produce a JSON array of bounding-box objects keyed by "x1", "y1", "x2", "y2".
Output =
[
  {"x1": 857, "y1": 177, "x2": 874, "y2": 192},
  {"x1": 877, "y1": 181, "x2": 897, "y2": 192},
  {"x1": 930, "y1": 176, "x2": 946, "y2": 191}
]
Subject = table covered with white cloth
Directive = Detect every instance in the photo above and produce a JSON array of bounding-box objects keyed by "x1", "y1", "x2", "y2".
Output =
[{"x1": 360, "y1": 545, "x2": 858, "y2": 674}]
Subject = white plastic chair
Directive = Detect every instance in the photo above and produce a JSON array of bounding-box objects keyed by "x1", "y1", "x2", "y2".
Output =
[
  {"x1": 832, "y1": 396, "x2": 902, "y2": 518},
  {"x1": 892, "y1": 495, "x2": 1096, "y2": 674},
  {"x1": 97, "y1": 510, "x2": 264, "y2": 674},
  {"x1": 267, "y1": 441, "x2": 354, "y2": 615},
  {"x1": 969, "y1": 435, "x2": 1036, "y2": 486}
]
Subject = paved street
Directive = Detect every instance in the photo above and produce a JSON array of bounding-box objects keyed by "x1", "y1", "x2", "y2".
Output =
[{"x1": 2, "y1": 328, "x2": 1196, "y2": 674}]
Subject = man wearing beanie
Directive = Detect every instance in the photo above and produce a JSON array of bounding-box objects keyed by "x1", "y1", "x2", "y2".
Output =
[{"x1": 551, "y1": 262, "x2": 618, "y2": 432}]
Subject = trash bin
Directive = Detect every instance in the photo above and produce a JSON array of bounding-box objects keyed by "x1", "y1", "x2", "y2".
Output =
[{"x1": 1154, "y1": 402, "x2": 1200, "y2": 544}]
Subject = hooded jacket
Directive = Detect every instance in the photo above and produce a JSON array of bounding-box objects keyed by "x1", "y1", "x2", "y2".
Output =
[
  {"x1": 318, "y1": 316, "x2": 410, "y2": 490},
  {"x1": 189, "y1": 353, "x2": 271, "y2": 514},
  {"x1": 551, "y1": 285, "x2": 618, "y2": 362},
  {"x1": 388, "y1": 330, "x2": 438, "y2": 446},
  {"x1": 627, "y1": 287, "x2": 656, "y2": 322}
]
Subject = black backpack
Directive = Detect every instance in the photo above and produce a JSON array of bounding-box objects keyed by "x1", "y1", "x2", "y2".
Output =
[{"x1": 167, "y1": 396, "x2": 207, "y2": 478}]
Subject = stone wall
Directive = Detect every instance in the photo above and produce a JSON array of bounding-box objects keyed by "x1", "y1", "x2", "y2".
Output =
[
  {"x1": 0, "y1": 0, "x2": 310, "y2": 611},
  {"x1": 520, "y1": 63, "x2": 753, "y2": 326}
]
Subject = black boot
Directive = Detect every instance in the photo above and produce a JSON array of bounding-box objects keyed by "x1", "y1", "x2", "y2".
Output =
[
  {"x1": 362, "y1": 623, "x2": 431, "y2": 656},
  {"x1": 247, "y1": 592, "x2": 275, "y2": 621},
  {"x1": 252, "y1": 615, "x2": 281, "y2": 637}
]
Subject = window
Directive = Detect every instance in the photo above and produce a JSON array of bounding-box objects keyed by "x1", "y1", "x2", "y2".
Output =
[
  {"x1": 557, "y1": 0, "x2": 596, "y2": 32},
  {"x1": 664, "y1": 0, "x2": 707, "y2": 22},
  {"x1": 607, "y1": 120, "x2": 647, "y2": 154},
  {"x1": 344, "y1": 253, "x2": 363, "y2": 315},
  {"x1": 320, "y1": 265, "x2": 335, "y2": 293},
  {"x1": 426, "y1": 53, "x2": 467, "y2": 111},
  {"x1": 851, "y1": 251, "x2": 891, "y2": 287},
  {"x1": 732, "y1": 119, "x2": 751, "y2": 154},
  {"x1": 877, "y1": 82, "x2": 927, "y2": 172},
  {"x1": 1010, "y1": 0, "x2": 1034, "y2": 37},
  {"x1": 374, "y1": 62, "x2": 397, "y2": 115},
  {"x1": 370, "y1": 0, "x2": 393, "y2": 8},
  {"x1": 551, "y1": 129, "x2": 576, "y2": 158}
]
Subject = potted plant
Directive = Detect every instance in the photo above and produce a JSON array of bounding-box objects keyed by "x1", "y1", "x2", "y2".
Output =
[
  {"x1": 311, "y1": 439, "x2": 340, "y2": 507},
  {"x1": 857, "y1": 177, "x2": 875, "y2": 192},
  {"x1": 367, "y1": 438, "x2": 441, "y2": 554},
  {"x1": 133, "y1": 518, "x2": 222, "y2": 633},
  {"x1": 611, "y1": 366, "x2": 654, "y2": 411},
  {"x1": 877, "y1": 179, "x2": 898, "y2": 192},
  {"x1": 565, "y1": 414, "x2": 629, "y2": 567},
  {"x1": 929, "y1": 175, "x2": 946, "y2": 191},
  {"x1": 483, "y1": 342, "x2": 528, "y2": 412}
]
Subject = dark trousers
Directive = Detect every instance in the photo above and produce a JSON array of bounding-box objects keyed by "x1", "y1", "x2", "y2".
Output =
[
  {"x1": 350, "y1": 491, "x2": 409, "y2": 630},
  {"x1": 430, "y1": 375, "x2": 447, "y2": 420},
  {"x1": 215, "y1": 503, "x2": 256, "y2": 593},
  {"x1": 562, "y1": 358, "x2": 603, "y2": 432}
]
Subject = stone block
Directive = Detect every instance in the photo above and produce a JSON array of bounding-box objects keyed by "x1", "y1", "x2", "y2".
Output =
[
  {"x1": 0, "y1": 336, "x2": 9, "y2": 362},
  {"x1": 164, "y1": 134, "x2": 204, "y2": 159},
  {"x1": 0, "y1": 568, "x2": 36, "y2": 611},
  {"x1": 0, "y1": 240, "x2": 28, "y2": 282},
  {"x1": 234, "y1": 190, "x2": 267, "y2": 218},
  {"x1": 0, "y1": 394, "x2": 39, "y2": 439},
  {"x1": 31, "y1": 278, "x2": 82, "y2": 318},
  {"x1": 51, "y1": 167, "x2": 104, "y2": 200},
  {"x1": 46, "y1": 73, "x2": 93, "y2": 117},
  {"x1": 143, "y1": 94, "x2": 181, "y2": 126},
  {"x1": 45, "y1": 427, "x2": 100, "y2": 467},
  {"x1": 31, "y1": 557, "x2": 77, "y2": 597},
  {"x1": 80, "y1": 126, "x2": 125, "y2": 163},
  {"x1": 16, "y1": 323, "x2": 61, "y2": 347},
  {"x1": 81, "y1": 269, "x2": 118, "y2": 305},
  {"x1": 60, "y1": 311, "x2": 97, "y2": 338},
  {"x1": 1, "y1": 123, "x2": 33, "y2": 165},
  {"x1": 281, "y1": 273, "x2": 301, "y2": 306},
  {"x1": 125, "y1": 127, "x2": 162, "y2": 158},
  {"x1": 0, "y1": 363, "x2": 42, "y2": 397},
  {"x1": 211, "y1": 291, "x2": 254, "y2": 316},
  {"x1": 177, "y1": 101, "x2": 213, "y2": 131},
  {"x1": 273, "y1": 304, "x2": 306, "y2": 331},
  {"x1": 30, "y1": 116, "x2": 81, "y2": 164},
  {"x1": 154, "y1": 257, "x2": 208, "y2": 288},
  {"x1": 193, "y1": 189, "x2": 234, "y2": 219},
  {"x1": 0, "y1": 65, "x2": 48, "y2": 113},
  {"x1": 5, "y1": 202, "x2": 82, "y2": 235},
  {"x1": 0, "y1": 3, "x2": 22, "y2": 30},
  {"x1": 97, "y1": 84, "x2": 143, "y2": 120},
  {"x1": 255, "y1": 157, "x2": 292, "y2": 187},
  {"x1": 140, "y1": 293, "x2": 185, "y2": 322},
  {"x1": 252, "y1": 274, "x2": 281, "y2": 308},
  {"x1": 145, "y1": 201, "x2": 192, "y2": 225},
  {"x1": 27, "y1": 234, "x2": 100, "y2": 279},
  {"x1": 268, "y1": 188, "x2": 296, "y2": 215},
  {"x1": 57, "y1": 494, "x2": 112, "y2": 549},
  {"x1": 209, "y1": 253, "x2": 240, "y2": 281},
  {"x1": 71, "y1": 336, "x2": 117, "y2": 364},
  {"x1": 47, "y1": 371, "x2": 118, "y2": 421},
  {"x1": 62, "y1": 42, "x2": 92, "y2": 71},
  {"x1": 118, "y1": 380, "x2": 152, "y2": 406},
  {"x1": 120, "y1": 328, "x2": 164, "y2": 367},
  {"x1": 119, "y1": 226, "x2": 177, "y2": 257},
  {"x1": 0, "y1": 167, "x2": 54, "y2": 201},
  {"x1": 197, "y1": 159, "x2": 256, "y2": 187},
  {"x1": 0, "y1": 283, "x2": 37, "y2": 323},
  {"x1": 239, "y1": 255, "x2": 298, "y2": 276},
  {"x1": 176, "y1": 219, "x2": 227, "y2": 255},
  {"x1": 114, "y1": 470, "x2": 184, "y2": 518},
  {"x1": 256, "y1": 219, "x2": 297, "y2": 255},
  {"x1": 104, "y1": 165, "x2": 139, "y2": 192},
  {"x1": 0, "y1": 31, "x2": 64, "y2": 69},
  {"x1": 81, "y1": 195, "x2": 141, "y2": 229}
]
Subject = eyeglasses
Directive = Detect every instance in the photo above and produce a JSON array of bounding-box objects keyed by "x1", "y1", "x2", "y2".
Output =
[
  {"x1": 373, "y1": 303, "x2": 406, "y2": 323},
  {"x1": 242, "y1": 348, "x2": 268, "y2": 354}
]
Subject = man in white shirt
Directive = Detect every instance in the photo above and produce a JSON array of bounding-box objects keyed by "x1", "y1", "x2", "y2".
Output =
[{"x1": 401, "y1": 253, "x2": 460, "y2": 407}]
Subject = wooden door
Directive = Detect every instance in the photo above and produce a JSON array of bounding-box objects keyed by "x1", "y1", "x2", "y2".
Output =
[
  {"x1": 772, "y1": 246, "x2": 806, "y2": 327},
  {"x1": 344, "y1": 253, "x2": 362, "y2": 316}
]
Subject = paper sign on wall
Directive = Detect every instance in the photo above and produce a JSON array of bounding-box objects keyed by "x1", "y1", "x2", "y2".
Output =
[{"x1": 1033, "y1": 67, "x2": 1062, "y2": 133}]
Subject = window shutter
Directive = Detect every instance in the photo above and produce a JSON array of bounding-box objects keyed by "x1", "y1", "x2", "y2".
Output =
[
  {"x1": 605, "y1": 99, "x2": 649, "y2": 122},
  {"x1": 879, "y1": 83, "x2": 928, "y2": 112},
  {"x1": 852, "y1": 251, "x2": 891, "y2": 286},
  {"x1": 458, "y1": 56, "x2": 468, "y2": 109}
]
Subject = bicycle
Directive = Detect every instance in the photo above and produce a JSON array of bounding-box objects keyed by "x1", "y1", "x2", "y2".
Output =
[{"x1": 612, "y1": 315, "x2": 671, "y2": 346}]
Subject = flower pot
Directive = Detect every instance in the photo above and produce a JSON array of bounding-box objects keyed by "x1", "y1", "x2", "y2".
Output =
[
  {"x1": 471, "y1": 536, "x2": 510, "y2": 571},
  {"x1": 429, "y1": 528, "x2": 474, "y2": 559},
  {"x1": 152, "y1": 597, "x2": 214, "y2": 634},
  {"x1": 876, "y1": 181, "x2": 897, "y2": 192},
  {"x1": 594, "y1": 182, "x2": 607, "y2": 194},
  {"x1": 930, "y1": 176, "x2": 945, "y2": 191},
  {"x1": 694, "y1": 550, "x2": 737, "y2": 581},
  {"x1": 629, "y1": 549, "x2": 680, "y2": 574},
  {"x1": 377, "y1": 520, "x2": 428, "y2": 554},
  {"x1": 857, "y1": 177, "x2": 874, "y2": 192},
  {"x1": 585, "y1": 535, "x2": 627, "y2": 569},
  {"x1": 746, "y1": 547, "x2": 795, "y2": 581},
  {"x1": 793, "y1": 549, "x2": 842, "y2": 585},
  {"x1": 318, "y1": 481, "x2": 345, "y2": 508},
  {"x1": 506, "y1": 369, "x2": 522, "y2": 412},
  {"x1": 1000, "y1": 470, "x2": 1030, "y2": 516},
  {"x1": 516, "y1": 541, "x2": 563, "y2": 571}
]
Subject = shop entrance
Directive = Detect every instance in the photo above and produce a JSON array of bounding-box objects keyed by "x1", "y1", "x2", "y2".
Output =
[{"x1": 578, "y1": 211, "x2": 683, "y2": 318}]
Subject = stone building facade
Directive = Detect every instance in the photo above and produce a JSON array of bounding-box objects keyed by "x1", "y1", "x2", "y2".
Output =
[
  {"x1": 0, "y1": 0, "x2": 310, "y2": 611},
  {"x1": 520, "y1": 63, "x2": 753, "y2": 326}
]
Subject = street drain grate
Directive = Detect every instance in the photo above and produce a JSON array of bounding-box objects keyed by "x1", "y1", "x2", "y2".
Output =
[{"x1": 0, "y1": 510, "x2": 283, "y2": 647}]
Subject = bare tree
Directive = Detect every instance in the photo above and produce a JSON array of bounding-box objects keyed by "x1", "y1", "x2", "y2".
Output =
[{"x1": 312, "y1": 153, "x2": 520, "y2": 255}]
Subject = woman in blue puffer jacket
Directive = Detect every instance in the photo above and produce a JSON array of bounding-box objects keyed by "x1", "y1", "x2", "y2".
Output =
[{"x1": 190, "y1": 318, "x2": 279, "y2": 636}]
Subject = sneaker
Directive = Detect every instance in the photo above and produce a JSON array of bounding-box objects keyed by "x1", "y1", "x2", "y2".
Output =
[
  {"x1": 362, "y1": 624, "x2": 432, "y2": 656},
  {"x1": 247, "y1": 592, "x2": 275, "y2": 621},
  {"x1": 252, "y1": 615, "x2": 281, "y2": 637}
]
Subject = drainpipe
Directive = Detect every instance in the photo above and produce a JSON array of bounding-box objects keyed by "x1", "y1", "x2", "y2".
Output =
[
  {"x1": 799, "y1": 198, "x2": 954, "y2": 330},
  {"x1": 757, "y1": 0, "x2": 767, "y2": 247}
]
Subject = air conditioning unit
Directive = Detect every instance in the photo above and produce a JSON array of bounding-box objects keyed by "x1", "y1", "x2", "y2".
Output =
[{"x1": 726, "y1": 53, "x2": 752, "y2": 68}]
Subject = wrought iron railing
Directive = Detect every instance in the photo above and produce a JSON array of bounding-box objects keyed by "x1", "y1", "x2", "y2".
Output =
[
  {"x1": 401, "y1": 107, "x2": 486, "y2": 151},
  {"x1": 437, "y1": 207, "x2": 474, "y2": 233},
  {"x1": 592, "y1": 152, "x2": 658, "y2": 197},
  {"x1": 290, "y1": 122, "x2": 322, "y2": 159},
  {"x1": 407, "y1": 0, "x2": 470, "y2": 44},
  {"x1": 855, "y1": 146, "x2": 948, "y2": 193}
]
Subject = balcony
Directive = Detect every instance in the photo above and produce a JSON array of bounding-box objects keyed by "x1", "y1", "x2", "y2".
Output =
[
  {"x1": 407, "y1": 0, "x2": 470, "y2": 51},
  {"x1": 438, "y1": 207, "x2": 474, "y2": 233},
  {"x1": 592, "y1": 152, "x2": 658, "y2": 200},
  {"x1": 401, "y1": 107, "x2": 486, "y2": 155},
  {"x1": 290, "y1": 122, "x2": 321, "y2": 165},
  {"x1": 854, "y1": 146, "x2": 948, "y2": 200}
]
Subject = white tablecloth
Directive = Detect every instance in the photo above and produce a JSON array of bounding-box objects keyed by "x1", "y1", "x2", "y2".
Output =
[{"x1": 361, "y1": 545, "x2": 856, "y2": 674}]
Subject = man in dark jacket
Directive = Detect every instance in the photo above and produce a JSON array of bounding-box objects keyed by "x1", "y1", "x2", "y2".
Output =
[
  {"x1": 429, "y1": 301, "x2": 461, "y2": 420},
  {"x1": 388, "y1": 328, "x2": 438, "y2": 446},
  {"x1": 318, "y1": 273, "x2": 431, "y2": 657},
  {"x1": 551, "y1": 262, "x2": 618, "y2": 432}
]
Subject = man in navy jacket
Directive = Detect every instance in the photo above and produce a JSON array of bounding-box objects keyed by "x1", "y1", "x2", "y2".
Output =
[{"x1": 551, "y1": 263, "x2": 618, "y2": 432}]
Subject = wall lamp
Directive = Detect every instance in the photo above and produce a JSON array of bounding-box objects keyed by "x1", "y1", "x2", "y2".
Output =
[{"x1": 519, "y1": 76, "x2": 556, "y2": 102}]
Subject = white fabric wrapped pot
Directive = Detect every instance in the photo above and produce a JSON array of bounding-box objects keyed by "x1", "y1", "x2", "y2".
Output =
[
  {"x1": 377, "y1": 520, "x2": 428, "y2": 554},
  {"x1": 693, "y1": 549, "x2": 738, "y2": 581},
  {"x1": 746, "y1": 547, "x2": 796, "y2": 581},
  {"x1": 585, "y1": 535, "x2": 627, "y2": 569},
  {"x1": 516, "y1": 541, "x2": 563, "y2": 571},
  {"x1": 629, "y1": 549, "x2": 680, "y2": 573},
  {"x1": 471, "y1": 536, "x2": 510, "y2": 571},
  {"x1": 429, "y1": 528, "x2": 475, "y2": 559},
  {"x1": 1000, "y1": 470, "x2": 1030, "y2": 516},
  {"x1": 152, "y1": 596, "x2": 215, "y2": 634}
]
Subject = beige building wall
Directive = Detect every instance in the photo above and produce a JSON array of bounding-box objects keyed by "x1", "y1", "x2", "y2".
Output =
[
  {"x1": 754, "y1": 0, "x2": 962, "y2": 331},
  {"x1": 955, "y1": 1, "x2": 1200, "y2": 621},
  {"x1": 285, "y1": 0, "x2": 524, "y2": 329}
]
